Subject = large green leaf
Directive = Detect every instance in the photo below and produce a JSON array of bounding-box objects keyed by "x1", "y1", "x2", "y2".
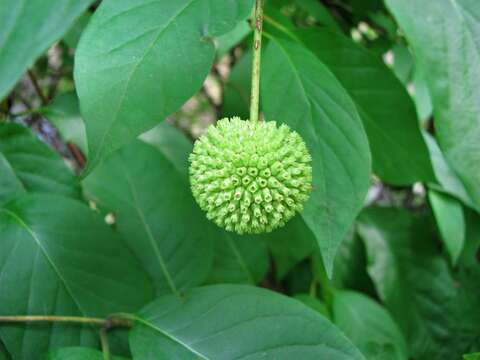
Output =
[
  {"x1": 83, "y1": 126, "x2": 213, "y2": 296},
  {"x1": 0, "y1": 0, "x2": 93, "y2": 100},
  {"x1": 206, "y1": 232, "x2": 269, "y2": 285},
  {"x1": 261, "y1": 35, "x2": 371, "y2": 276},
  {"x1": 297, "y1": 29, "x2": 434, "y2": 185},
  {"x1": 332, "y1": 290, "x2": 408, "y2": 360},
  {"x1": 45, "y1": 347, "x2": 127, "y2": 360},
  {"x1": 428, "y1": 189, "x2": 465, "y2": 265},
  {"x1": 0, "y1": 194, "x2": 153, "y2": 360},
  {"x1": 385, "y1": 0, "x2": 480, "y2": 208},
  {"x1": 129, "y1": 285, "x2": 365, "y2": 359},
  {"x1": 75, "y1": 0, "x2": 254, "y2": 174},
  {"x1": 357, "y1": 207, "x2": 480, "y2": 359},
  {"x1": 0, "y1": 123, "x2": 81, "y2": 204}
]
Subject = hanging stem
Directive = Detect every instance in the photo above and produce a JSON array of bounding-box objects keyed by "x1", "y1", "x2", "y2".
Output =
[
  {"x1": 100, "y1": 327, "x2": 111, "y2": 360},
  {"x1": 249, "y1": 0, "x2": 264, "y2": 122}
]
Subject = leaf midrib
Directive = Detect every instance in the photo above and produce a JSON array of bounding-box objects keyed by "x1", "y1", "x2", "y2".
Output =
[
  {"x1": 121, "y1": 164, "x2": 180, "y2": 297},
  {"x1": 133, "y1": 315, "x2": 210, "y2": 360}
]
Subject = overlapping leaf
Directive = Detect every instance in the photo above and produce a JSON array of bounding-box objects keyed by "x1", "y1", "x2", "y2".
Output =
[
  {"x1": 385, "y1": 0, "x2": 480, "y2": 208},
  {"x1": 0, "y1": 123, "x2": 81, "y2": 204},
  {"x1": 206, "y1": 232, "x2": 269, "y2": 285},
  {"x1": 83, "y1": 124, "x2": 213, "y2": 295},
  {"x1": 428, "y1": 190, "x2": 465, "y2": 264},
  {"x1": 40, "y1": 92, "x2": 87, "y2": 154},
  {"x1": 332, "y1": 290, "x2": 408, "y2": 360},
  {"x1": 75, "y1": 0, "x2": 254, "y2": 173},
  {"x1": 261, "y1": 35, "x2": 371, "y2": 275},
  {"x1": 0, "y1": 194, "x2": 153, "y2": 359},
  {"x1": 129, "y1": 285, "x2": 365, "y2": 359},
  {"x1": 297, "y1": 29, "x2": 434, "y2": 185},
  {"x1": 0, "y1": 0, "x2": 93, "y2": 100},
  {"x1": 357, "y1": 207, "x2": 480, "y2": 359}
]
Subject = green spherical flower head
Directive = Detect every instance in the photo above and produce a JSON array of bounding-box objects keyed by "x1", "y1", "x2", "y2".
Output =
[{"x1": 189, "y1": 117, "x2": 313, "y2": 234}]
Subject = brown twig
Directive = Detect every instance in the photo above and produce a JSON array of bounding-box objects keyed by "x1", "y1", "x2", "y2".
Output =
[
  {"x1": 27, "y1": 69, "x2": 48, "y2": 105},
  {"x1": 67, "y1": 142, "x2": 86, "y2": 170}
]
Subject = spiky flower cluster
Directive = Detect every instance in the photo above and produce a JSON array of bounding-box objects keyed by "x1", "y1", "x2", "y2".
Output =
[{"x1": 189, "y1": 117, "x2": 313, "y2": 234}]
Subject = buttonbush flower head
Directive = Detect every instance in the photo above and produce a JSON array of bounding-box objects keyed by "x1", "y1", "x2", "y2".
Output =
[{"x1": 189, "y1": 117, "x2": 313, "y2": 234}]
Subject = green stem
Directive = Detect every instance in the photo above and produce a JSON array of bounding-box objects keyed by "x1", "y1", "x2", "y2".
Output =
[
  {"x1": 249, "y1": 0, "x2": 264, "y2": 122},
  {"x1": 0, "y1": 315, "x2": 106, "y2": 325},
  {"x1": 316, "y1": 260, "x2": 334, "y2": 315},
  {"x1": 0, "y1": 314, "x2": 134, "y2": 329}
]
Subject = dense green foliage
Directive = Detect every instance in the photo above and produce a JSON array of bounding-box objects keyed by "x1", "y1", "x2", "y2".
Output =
[{"x1": 0, "y1": 0, "x2": 478, "y2": 359}]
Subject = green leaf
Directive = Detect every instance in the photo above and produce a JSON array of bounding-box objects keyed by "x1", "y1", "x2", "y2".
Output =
[
  {"x1": 129, "y1": 285, "x2": 365, "y2": 359},
  {"x1": 83, "y1": 126, "x2": 213, "y2": 296},
  {"x1": 456, "y1": 266, "x2": 480, "y2": 356},
  {"x1": 283, "y1": 261, "x2": 314, "y2": 295},
  {"x1": 293, "y1": 0, "x2": 340, "y2": 31},
  {"x1": 391, "y1": 44, "x2": 413, "y2": 84},
  {"x1": 206, "y1": 232, "x2": 269, "y2": 285},
  {"x1": 215, "y1": 21, "x2": 251, "y2": 59},
  {"x1": 293, "y1": 294, "x2": 329, "y2": 318},
  {"x1": 0, "y1": 153, "x2": 24, "y2": 206},
  {"x1": 332, "y1": 290, "x2": 408, "y2": 360},
  {"x1": 428, "y1": 189, "x2": 465, "y2": 265},
  {"x1": 460, "y1": 209, "x2": 480, "y2": 266},
  {"x1": 411, "y1": 70, "x2": 433, "y2": 123},
  {"x1": 0, "y1": 123, "x2": 81, "y2": 204},
  {"x1": 0, "y1": 194, "x2": 153, "y2": 360},
  {"x1": 464, "y1": 353, "x2": 480, "y2": 360},
  {"x1": 261, "y1": 35, "x2": 371, "y2": 276},
  {"x1": 265, "y1": 216, "x2": 315, "y2": 280},
  {"x1": 40, "y1": 92, "x2": 87, "y2": 154},
  {"x1": 63, "y1": 12, "x2": 91, "y2": 49},
  {"x1": 297, "y1": 29, "x2": 434, "y2": 185},
  {"x1": 319, "y1": 230, "x2": 374, "y2": 293},
  {"x1": 0, "y1": 0, "x2": 94, "y2": 100},
  {"x1": 0, "y1": 340, "x2": 9, "y2": 360},
  {"x1": 139, "y1": 122, "x2": 192, "y2": 180},
  {"x1": 222, "y1": 50, "x2": 252, "y2": 120},
  {"x1": 75, "y1": 0, "x2": 254, "y2": 174},
  {"x1": 385, "y1": 0, "x2": 480, "y2": 209},
  {"x1": 422, "y1": 132, "x2": 477, "y2": 211},
  {"x1": 357, "y1": 207, "x2": 479, "y2": 359},
  {"x1": 44, "y1": 347, "x2": 128, "y2": 360}
]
